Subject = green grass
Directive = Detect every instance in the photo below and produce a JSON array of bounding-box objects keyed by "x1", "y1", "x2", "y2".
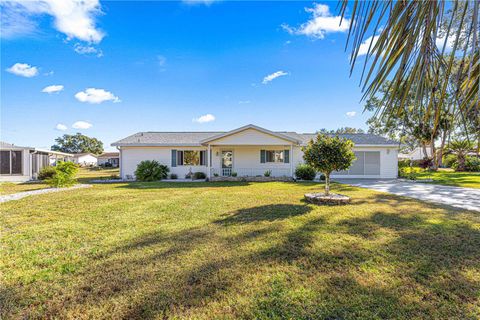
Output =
[
  {"x1": 0, "y1": 167, "x2": 120, "y2": 195},
  {"x1": 404, "y1": 167, "x2": 480, "y2": 189},
  {"x1": 1, "y1": 181, "x2": 479, "y2": 319}
]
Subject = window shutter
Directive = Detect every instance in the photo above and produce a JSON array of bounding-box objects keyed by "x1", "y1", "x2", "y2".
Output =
[
  {"x1": 171, "y1": 149, "x2": 177, "y2": 167},
  {"x1": 284, "y1": 150, "x2": 290, "y2": 163},
  {"x1": 260, "y1": 150, "x2": 266, "y2": 163}
]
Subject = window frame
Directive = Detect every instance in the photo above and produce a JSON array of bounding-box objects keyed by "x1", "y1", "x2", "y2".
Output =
[
  {"x1": 265, "y1": 150, "x2": 285, "y2": 163},
  {"x1": 176, "y1": 150, "x2": 206, "y2": 166}
]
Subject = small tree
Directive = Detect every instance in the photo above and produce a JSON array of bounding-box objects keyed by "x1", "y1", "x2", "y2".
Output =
[
  {"x1": 448, "y1": 139, "x2": 474, "y2": 171},
  {"x1": 46, "y1": 162, "x2": 79, "y2": 187},
  {"x1": 303, "y1": 134, "x2": 356, "y2": 195}
]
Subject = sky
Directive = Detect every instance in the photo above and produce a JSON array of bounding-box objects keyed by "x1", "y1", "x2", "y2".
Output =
[{"x1": 1, "y1": 0, "x2": 378, "y2": 151}]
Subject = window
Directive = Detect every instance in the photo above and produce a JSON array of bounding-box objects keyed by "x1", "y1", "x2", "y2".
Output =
[
  {"x1": 0, "y1": 150, "x2": 22, "y2": 175},
  {"x1": 177, "y1": 150, "x2": 206, "y2": 166},
  {"x1": 331, "y1": 151, "x2": 380, "y2": 176},
  {"x1": 265, "y1": 150, "x2": 284, "y2": 163}
]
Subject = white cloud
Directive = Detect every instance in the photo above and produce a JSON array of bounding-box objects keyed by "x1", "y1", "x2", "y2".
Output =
[
  {"x1": 262, "y1": 71, "x2": 288, "y2": 84},
  {"x1": 238, "y1": 100, "x2": 251, "y2": 104},
  {"x1": 157, "y1": 55, "x2": 167, "y2": 66},
  {"x1": 55, "y1": 123, "x2": 68, "y2": 131},
  {"x1": 358, "y1": 35, "x2": 379, "y2": 56},
  {"x1": 436, "y1": 35, "x2": 455, "y2": 51},
  {"x1": 42, "y1": 85, "x2": 64, "y2": 94},
  {"x1": 1, "y1": 0, "x2": 104, "y2": 43},
  {"x1": 75, "y1": 88, "x2": 120, "y2": 104},
  {"x1": 346, "y1": 111, "x2": 356, "y2": 117},
  {"x1": 6, "y1": 63, "x2": 39, "y2": 77},
  {"x1": 282, "y1": 3, "x2": 350, "y2": 39},
  {"x1": 74, "y1": 43, "x2": 103, "y2": 57},
  {"x1": 193, "y1": 114, "x2": 215, "y2": 123},
  {"x1": 0, "y1": 2, "x2": 38, "y2": 39},
  {"x1": 182, "y1": 0, "x2": 218, "y2": 5},
  {"x1": 72, "y1": 121, "x2": 92, "y2": 129}
]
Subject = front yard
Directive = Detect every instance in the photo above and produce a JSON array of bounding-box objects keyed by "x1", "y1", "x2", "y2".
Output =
[
  {"x1": 413, "y1": 168, "x2": 480, "y2": 189},
  {"x1": 1, "y1": 181, "x2": 479, "y2": 319}
]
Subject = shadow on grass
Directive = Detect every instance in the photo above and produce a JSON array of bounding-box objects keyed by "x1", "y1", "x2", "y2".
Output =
[{"x1": 15, "y1": 199, "x2": 480, "y2": 319}]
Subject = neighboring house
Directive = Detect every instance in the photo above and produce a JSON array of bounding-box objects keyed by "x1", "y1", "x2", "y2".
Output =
[
  {"x1": 0, "y1": 141, "x2": 73, "y2": 182},
  {"x1": 97, "y1": 152, "x2": 120, "y2": 167},
  {"x1": 112, "y1": 124, "x2": 399, "y2": 180},
  {"x1": 398, "y1": 146, "x2": 433, "y2": 160},
  {"x1": 72, "y1": 153, "x2": 98, "y2": 166}
]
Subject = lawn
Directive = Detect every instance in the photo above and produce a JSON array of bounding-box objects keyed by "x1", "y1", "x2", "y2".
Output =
[
  {"x1": 404, "y1": 167, "x2": 480, "y2": 189},
  {"x1": 0, "y1": 167, "x2": 120, "y2": 195},
  {"x1": 1, "y1": 181, "x2": 479, "y2": 319}
]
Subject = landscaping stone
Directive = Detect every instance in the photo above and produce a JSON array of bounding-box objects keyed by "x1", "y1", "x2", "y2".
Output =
[
  {"x1": 0, "y1": 184, "x2": 92, "y2": 203},
  {"x1": 304, "y1": 192, "x2": 351, "y2": 205}
]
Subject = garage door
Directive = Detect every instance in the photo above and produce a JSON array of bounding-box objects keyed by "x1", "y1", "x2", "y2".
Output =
[{"x1": 332, "y1": 151, "x2": 380, "y2": 176}]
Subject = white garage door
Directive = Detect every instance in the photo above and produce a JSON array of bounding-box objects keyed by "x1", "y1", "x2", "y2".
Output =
[{"x1": 332, "y1": 151, "x2": 380, "y2": 176}]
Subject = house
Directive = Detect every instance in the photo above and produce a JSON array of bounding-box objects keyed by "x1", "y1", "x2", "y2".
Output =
[
  {"x1": 72, "y1": 153, "x2": 98, "y2": 166},
  {"x1": 112, "y1": 124, "x2": 399, "y2": 180},
  {"x1": 398, "y1": 146, "x2": 433, "y2": 160},
  {"x1": 0, "y1": 141, "x2": 73, "y2": 182},
  {"x1": 97, "y1": 152, "x2": 120, "y2": 167}
]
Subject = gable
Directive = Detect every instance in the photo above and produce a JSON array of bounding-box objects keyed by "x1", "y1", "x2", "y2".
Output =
[{"x1": 207, "y1": 128, "x2": 293, "y2": 145}]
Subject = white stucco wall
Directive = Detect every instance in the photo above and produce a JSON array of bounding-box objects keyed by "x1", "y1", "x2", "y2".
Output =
[
  {"x1": 74, "y1": 154, "x2": 98, "y2": 166},
  {"x1": 119, "y1": 144, "x2": 398, "y2": 180}
]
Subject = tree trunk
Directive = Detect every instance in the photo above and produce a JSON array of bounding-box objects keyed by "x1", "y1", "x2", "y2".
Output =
[
  {"x1": 437, "y1": 129, "x2": 448, "y2": 168},
  {"x1": 325, "y1": 173, "x2": 330, "y2": 196},
  {"x1": 422, "y1": 143, "x2": 428, "y2": 158},
  {"x1": 430, "y1": 139, "x2": 437, "y2": 170}
]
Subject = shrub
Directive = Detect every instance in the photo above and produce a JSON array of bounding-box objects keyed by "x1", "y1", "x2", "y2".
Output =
[
  {"x1": 193, "y1": 172, "x2": 206, "y2": 179},
  {"x1": 264, "y1": 170, "x2": 272, "y2": 177},
  {"x1": 231, "y1": 172, "x2": 238, "y2": 177},
  {"x1": 442, "y1": 154, "x2": 457, "y2": 168},
  {"x1": 213, "y1": 173, "x2": 219, "y2": 177},
  {"x1": 46, "y1": 162, "x2": 79, "y2": 187},
  {"x1": 319, "y1": 174, "x2": 326, "y2": 181},
  {"x1": 464, "y1": 156, "x2": 480, "y2": 172},
  {"x1": 398, "y1": 159, "x2": 411, "y2": 169},
  {"x1": 134, "y1": 160, "x2": 169, "y2": 181},
  {"x1": 170, "y1": 173, "x2": 178, "y2": 179},
  {"x1": 295, "y1": 164, "x2": 316, "y2": 180},
  {"x1": 104, "y1": 162, "x2": 113, "y2": 168},
  {"x1": 38, "y1": 166, "x2": 56, "y2": 180},
  {"x1": 418, "y1": 157, "x2": 433, "y2": 169}
]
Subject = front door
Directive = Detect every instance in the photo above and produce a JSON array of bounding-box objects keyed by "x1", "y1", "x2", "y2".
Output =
[{"x1": 221, "y1": 150, "x2": 233, "y2": 176}]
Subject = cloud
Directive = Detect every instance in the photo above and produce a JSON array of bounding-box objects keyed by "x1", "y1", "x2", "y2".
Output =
[
  {"x1": 6, "y1": 63, "x2": 39, "y2": 77},
  {"x1": 1, "y1": 0, "x2": 104, "y2": 43},
  {"x1": 358, "y1": 35, "x2": 380, "y2": 56},
  {"x1": 74, "y1": 43, "x2": 103, "y2": 57},
  {"x1": 346, "y1": 111, "x2": 356, "y2": 117},
  {"x1": 55, "y1": 123, "x2": 68, "y2": 131},
  {"x1": 182, "y1": 0, "x2": 219, "y2": 6},
  {"x1": 193, "y1": 114, "x2": 215, "y2": 123},
  {"x1": 72, "y1": 121, "x2": 92, "y2": 129},
  {"x1": 262, "y1": 71, "x2": 288, "y2": 84},
  {"x1": 157, "y1": 55, "x2": 166, "y2": 66},
  {"x1": 75, "y1": 88, "x2": 120, "y2": 104},
  {"x1": 0, "y1": 2, "x2": 38, "y2": 39},
  {"x1": 42, "y1": 85, "x2": 64, "y2": 94},
  {"x1": 282, "y1": 3, "x2": 350, "y2": 39},
  {"x1": 238, "y1": 100, "x2": 251, "y2": 104}
]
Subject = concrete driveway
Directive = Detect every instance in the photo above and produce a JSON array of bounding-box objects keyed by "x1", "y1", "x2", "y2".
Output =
[{"x1": 335, "y1": 179, "x2": 480, "y2": 212}]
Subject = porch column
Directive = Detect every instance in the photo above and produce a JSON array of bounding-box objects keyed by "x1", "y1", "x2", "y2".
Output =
[
  {"x1": 290, "y1": 144, "x2": 294, "y2": 177},
  {"x1": 207, "y1": 144, "x2": 211, "y2": 179}
]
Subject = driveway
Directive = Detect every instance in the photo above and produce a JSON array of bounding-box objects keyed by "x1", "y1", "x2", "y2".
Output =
[{"x1": 335, "y1": 179, "x2": 480, "y2": 212}]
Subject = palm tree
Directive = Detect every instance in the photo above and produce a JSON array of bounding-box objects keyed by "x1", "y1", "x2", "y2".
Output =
[
  {"x1": 339, "y1": 1, "x2": 479, "y2": 149},
  {"x1": 447, "y1": 139, "x2": 474, "y2": 171}
]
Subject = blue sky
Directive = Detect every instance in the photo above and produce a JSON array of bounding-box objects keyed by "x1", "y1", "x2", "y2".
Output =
[{"x1": 1, "y1": 0, "x2": 374, "y2": 151}]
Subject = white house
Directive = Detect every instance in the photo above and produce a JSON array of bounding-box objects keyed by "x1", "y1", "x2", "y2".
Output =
[
  {"x1": 112, "y1": 124, "x2": 399, "y2": 180},
  {"x1": 97, "y1": 152, "x2": 120, "y2": 167},
  {"x1": 72, "y1": 153, "x2": 98, "y2": 166},
  {"x1": 398, "y1": 146, "x2": 433, "y2": 160},
  {"x1": 0, "y1": 141, "x2": 73, "y2": 182}
]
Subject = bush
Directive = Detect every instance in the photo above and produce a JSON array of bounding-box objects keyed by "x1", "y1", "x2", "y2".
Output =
[
  {"x1": 464, "y1": 156, "x2": 480, "y2": 172},
  {"x1": 319, "y1": 174, "x2": 326, "y2": 181},
  {"x1": 46, "y1": 162, "x2": 79, "y2": 187},
  {"x1": 231, "y1": 172, "x2": 237, "y2": 177},
  {"x1": 398, "y1": 159, "x2": 411, "y2": 169},
  {"x1": 103, "y1": 162, "x2": 113, "y2": 168},
  {"x1": 193, "y1": 172, "x2": 206, "y2": 179},
  {"x1": 442, "y1": 154, "x2": 457, "y2": 168},
  {"x1": 170, "y1": 173, "x2": 178, "y2": 179},
  {"x1": 38, "y1": 166, "x2": 56, "y2": 180},
  {"x1": 295, "y1": 164, "x2": 316, "y2": 180},
  {"x1": 134, "y1": 160, "x2": 169, "y2": 181},
  {"x1": 418, "y1": 157, "x2": 433, "y2": 169},
  {"x1": 264, "y1": 170, "x2": 271, "y2": 177}
]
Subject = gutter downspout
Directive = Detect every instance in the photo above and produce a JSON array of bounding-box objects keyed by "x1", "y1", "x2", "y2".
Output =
[{"x1": 207, "y1": 144, "x2": 211, "y2": 180}]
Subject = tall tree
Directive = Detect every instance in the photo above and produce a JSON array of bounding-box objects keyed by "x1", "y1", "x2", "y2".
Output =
[
  {"x1": 51, "y1": 133, "x2": 104, "y2": 154},
  {"x1": 340, "y1": 0, "x2": 479, "y2": 159}
]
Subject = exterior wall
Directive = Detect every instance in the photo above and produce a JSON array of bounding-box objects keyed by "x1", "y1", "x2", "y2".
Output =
[
  {"x1": 120, "y1": 146, "x2": 207, "y2": 179},
  {"x1": 208, "y1": 128, "x2": 294, "y2": 145},
  {"x1": 119, "y1": 145, "x2": 398, "y2": 180},
  {"x1": 0, "y1": 148, "x2": 32, "y2": 182},
  {"x1": 74, "y1": 155, "x2": 98, "y2": 166}
]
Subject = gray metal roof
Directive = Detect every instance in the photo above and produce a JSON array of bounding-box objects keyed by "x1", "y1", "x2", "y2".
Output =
[
  {"x1": 0, "y1": 141, "x2": 33, "y2": 149},
  {"x1": 112, "y1": 128, "x2": 398, "y2": 147}
]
